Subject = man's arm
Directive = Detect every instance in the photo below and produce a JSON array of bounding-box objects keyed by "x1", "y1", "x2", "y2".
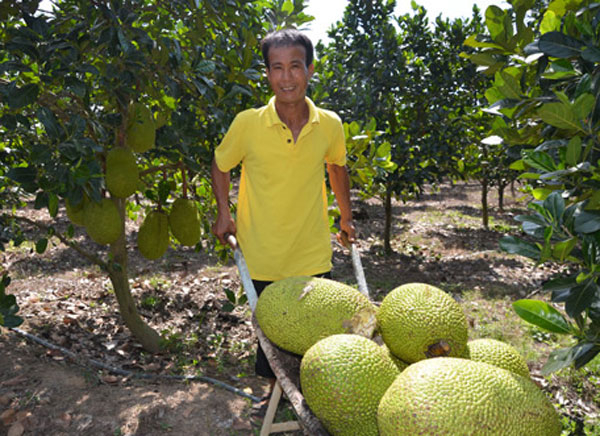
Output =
[
  {"x1": 210, "y1": 158, "x2": 236, "y2": 245},
  {"x1": 327, "y1": 163, "x2": 356, "y2": 243}
]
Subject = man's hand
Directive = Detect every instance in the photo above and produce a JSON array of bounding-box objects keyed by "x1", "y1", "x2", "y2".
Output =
[
  {"x1": 337, "y1": 218, "x2": 356, "y2": 248},
  {"x1": 212, "y1": 214, "x2": 236, "y2": 246}
]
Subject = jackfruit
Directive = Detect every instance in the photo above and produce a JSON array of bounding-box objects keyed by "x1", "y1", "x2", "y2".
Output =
[
  {"x1": 168, "y1": 198, "x2": 200, "y2": 246},
  {"x1": 381, "y1": 343, "x2": 409, "y2": 372},
  {"x1": 125, "y1": 102, "x2": 155, "y2": 153},
  {"x1": 377, "y1": 357, "x2": 562, "y2": 436},
  {"x1": 105, "y1": 147, "x2": 139, "y2": 198},
  {"x1": 83, "y1": 198, "x2": 122, "y2": 245},
  {"x1": 255, "y1": 276, "x2": 377, "y2": 355},
  {"x1": 377, "y1": 282, "x2": 468, "y2": 363},
  {"x1": 300, "y1": 334, "x2": 399, "y2": 436},
  {"x1": 466, "y1": 338, "x2": 530, "y2": 377},
  {"x1": 65, "y1": 195, "x2": 88, "y2": 226},
  {"x1": 137, "y1": 210, "x2": 169, "y2": 260}
]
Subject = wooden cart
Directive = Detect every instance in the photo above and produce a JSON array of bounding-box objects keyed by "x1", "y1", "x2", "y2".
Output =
[
  {"x1": 226, "y1": 234, "x2": 368, "y2": 435},
  {"x1": 253, "y1": 317, "x2": 329, "y2": 435}
]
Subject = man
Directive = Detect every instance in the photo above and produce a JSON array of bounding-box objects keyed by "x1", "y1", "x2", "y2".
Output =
[{"x1": 210, "y1": 28, "x2": 355, "y2": 415}]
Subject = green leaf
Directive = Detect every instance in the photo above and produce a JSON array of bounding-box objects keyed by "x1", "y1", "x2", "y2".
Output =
[
  {"x1": 523, "y1": 151, "x2": 557, "y2": 172},
  {"x1": 48, "y1": 193, "x2": 59, "y2": 218},
  {"x1": 565, "y1": 282, "x2": 597, "y2": 318},
  {"x1": 543, "y1": 191, "x2": 565, "y2": 224},
  {"x1": 532, "y1": 188, "x2": 553, "y2": 200},
  {"x1": 282, "y1": 0, "x2": 294, "y2": 14},
  {"x1": 552, "y1": 238, "x2": 577, "y2": 261},
  {"x1": 541, "y1": 347, "x2": 575, "y2": 374},
  {"x1": 513, "y1": 299, "x2": 572, "y2": 334},
  {"x1": 572, "y1": 93, "x2": 594, "y2": 120},
  {"x1": 35, "y1": 238, "x2": 48, "y2": 254},
  {"x1": 196, "y1": 60, "x2": 216, "y2": 74},
  {"x1": 6, "y1": 166, "x2": 37, "y2": 185},
  {"x1": 565, "y1": 136, "x2": 581, "y2": 166},
  {"x1": 574, "y1": 210, "x2": 600, "y2": 233},
  {"x1": 509, "y1": 159, "x2": 525, "y2": 171},
  {"x1": 540, "y1": 10, "x2": 560, "y2": 34},
  {"x1": 8, "y1": 83, "x2": 39, "y2": 109},
  {"x1": 486, "y1": 6, "x2": 508, "y2": 43},
  {"x1": 538, "y1": 31, "x2": 583, "y2": 58},
  {"x1": 495, "y1": 70, "x2": 521, "y2": 100},
  {"x1": 36, "y1": 107, "x2": 62, "y2": 140},
  {"x1": 499, "y1": 236, "x2": 541, "y2": 260},
  {"x1": 537, "y1": 102, "x2": 581, "y2": 130},
  {"x1": 581, "y1": 46, "x2": 600, "y2": 62}
]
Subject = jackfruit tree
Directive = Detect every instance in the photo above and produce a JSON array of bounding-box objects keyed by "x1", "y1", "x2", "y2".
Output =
[
  {"x1": 465, "y1": 0, "x2": 600, "y2": 373},
  {"x1": 0, "y1": 0, "x2": 311, "y2": 351}
]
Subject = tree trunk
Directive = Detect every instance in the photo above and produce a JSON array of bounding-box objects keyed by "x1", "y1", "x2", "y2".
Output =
[
  {"x1": 481, "y1": 180, "x2": 489, "y2": 230},
  {"x1": 108, "y1": 198, "x2": 162, "y2": 353},
  {"x1": 384, "y1": 185, "x2": 393, "y2": 255},
  {"x1": 498, "y1": 183, "x2": 505, "y2": 212}
]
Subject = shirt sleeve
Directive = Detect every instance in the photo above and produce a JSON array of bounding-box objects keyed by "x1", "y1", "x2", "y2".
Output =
[
  {"x1": 325, "y1": 115, "x2": 347, "y2": 166},
  {"x1": 214, "y1": 113, "x2": 246, "y2": 172}
]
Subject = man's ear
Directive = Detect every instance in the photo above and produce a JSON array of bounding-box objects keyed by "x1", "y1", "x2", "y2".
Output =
[{"x1": 308, "y1": 63, "x2": 315, "y2": 78}]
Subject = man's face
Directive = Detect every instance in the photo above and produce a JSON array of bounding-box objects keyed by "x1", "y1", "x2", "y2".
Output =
[{"x1": 266, "y1": 44, "x2": 314, "y2": 105}]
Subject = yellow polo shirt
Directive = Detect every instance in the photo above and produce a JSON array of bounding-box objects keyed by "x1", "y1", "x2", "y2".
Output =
[{"x1": 215, "y1": 97, "x2": 346, "y2": 281}]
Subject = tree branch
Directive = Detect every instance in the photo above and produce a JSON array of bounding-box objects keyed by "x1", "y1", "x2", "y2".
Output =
[{"x1": 11, "y1": 215, "x2": 109, "y2": 270}]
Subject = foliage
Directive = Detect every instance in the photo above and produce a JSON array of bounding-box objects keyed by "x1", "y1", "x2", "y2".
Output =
[
  {"x1": 0, "y1": 273, "x2": 22, "y2": 330},
  {"x1": 314, "y1": 0, "x2": 491, "y2": 252},
  {"x1": 0, "y1": 0, "x2": 309, "y2": 350},
  {"x1": 466, "y1": 0, "x2": 600, "y2": 373}
]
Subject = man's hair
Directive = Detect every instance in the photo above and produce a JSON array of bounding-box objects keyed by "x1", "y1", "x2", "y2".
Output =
[{"x1": 261, "y1": 28, "x2": 314, "y2": 69}]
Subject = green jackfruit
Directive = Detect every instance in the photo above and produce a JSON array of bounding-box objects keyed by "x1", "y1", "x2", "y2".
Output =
[
  {"x1": 300, "y1": 334, "x2": 399, "y2": 436},
  {"x1": 377, "y1": 357, "x2": 562, "y2": 436},
  {"x1": 137, "y1": 210, "x2": 169, "y2": 260},
  {"x1": 105, "y1": 147, "x2": 139, "y2": 198},
  {"x1": 125, "y1": 103, "x2": 155, "y2": 153},
  {"x1": 255, "y1": 276, "x2": 377, "y2": 355},
  {"x1": 83, "y1": 198, "x2": 122, "y2": 245},
  {"x1": 168, "y1": 198, "x2": 200, "y2": 246},
  {"x1": 466, "y1": 338, "x2": 530, "y2": 377},
  {"x1": 65, "y1": 195, "x2": 88, "y2": 226},
  {"x1": 377, "y1": 282, "x2": 468, "y2": 363},
  {"x1": 381, "y1": 343, "x2": 409, "y2": 372}
]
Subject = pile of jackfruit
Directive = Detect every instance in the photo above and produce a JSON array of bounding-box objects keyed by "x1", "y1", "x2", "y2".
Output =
[
  {"x1": 64, "y1": 102, "x2": 200, "y2": 259},
  {"x1": 255, "y1": 277, "x2": 563, "y2": 436}
]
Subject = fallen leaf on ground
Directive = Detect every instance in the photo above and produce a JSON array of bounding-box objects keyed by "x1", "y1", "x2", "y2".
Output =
[
  {"x1": 1, "y1": 408, "x2": 17, "y2": 425},
  {"x1": 102, "y1": 375, "x2": 119, "y2": 384},
  {"x1": 7, "y1": 421, "x2": 24, "y2": 436}
]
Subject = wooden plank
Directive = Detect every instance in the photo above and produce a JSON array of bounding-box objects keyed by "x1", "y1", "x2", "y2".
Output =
[{"x1": 253, "y1": 316, "x2": 330, "y2": 436}]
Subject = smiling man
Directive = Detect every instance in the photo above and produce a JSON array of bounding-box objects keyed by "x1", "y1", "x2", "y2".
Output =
[{"x1": 210, "y1": 28, "x2": 355, "y2": 416}]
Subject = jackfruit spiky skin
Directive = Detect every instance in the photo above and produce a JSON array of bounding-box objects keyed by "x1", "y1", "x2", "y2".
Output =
[
  {"x1": 105, "y1": 147, "x2": 139, "y2": 198},
  {"x1": 137, "y1": 210, "x2": 169, "y2": 260},
  {"x1": 65, "y1": 195, "x2": 88, "y2": 226},
  {"x1": 377, "y1": 282, "x2": 468, "y2": 363},
  {"x1": 300, "y1": 334, "x2": 399, "y2": 436},
  {"x1": 83, "y1": 198, "x2": 122, "y2": 245},
  {"x1": 255, "y1": 276, "x2": 378, "y2": 355},
  {"x1": 466, "y1": 338, "x2": 530, "y2": 377},
  {"x1": 377, "y1": 357, "x2": 562, "y2": 436},
  {"x1": 125, "y1": 103, "x2": 155, "y2": 153},
  {"x1": 381, "y1": 343, "x2": 409, "y2": 372},
  {"x1": 168, "y1": 198, "x2": 200, "y2": 246}
]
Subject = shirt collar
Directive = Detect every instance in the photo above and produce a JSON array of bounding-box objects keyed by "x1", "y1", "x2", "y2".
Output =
[{"x1": 265, "y1": 96, "x2": 320, "y2": 127}]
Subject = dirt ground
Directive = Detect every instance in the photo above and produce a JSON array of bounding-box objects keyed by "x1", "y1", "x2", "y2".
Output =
[{"x1": 0, "y1": 182, "x2": 589, "y2": 435}]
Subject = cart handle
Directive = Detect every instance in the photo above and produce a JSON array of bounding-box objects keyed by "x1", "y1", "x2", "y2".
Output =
[{"x1": 225, "y1": 233, "x2": 258, "y2": 311}]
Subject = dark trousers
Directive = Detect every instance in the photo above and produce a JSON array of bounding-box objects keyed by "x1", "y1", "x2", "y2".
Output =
[{"x1": 252, "y1": 271, "x2": 332, "y2": 379}]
